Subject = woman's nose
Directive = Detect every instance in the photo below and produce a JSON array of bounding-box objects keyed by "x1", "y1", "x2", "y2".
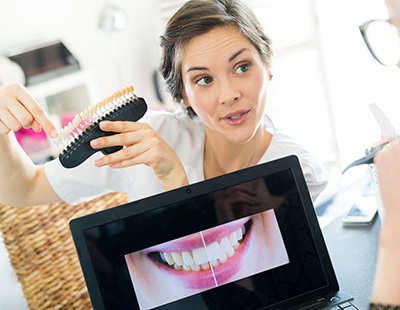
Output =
[{"x1": 218, "y1": 80, "x2": 240, "y2": 105}]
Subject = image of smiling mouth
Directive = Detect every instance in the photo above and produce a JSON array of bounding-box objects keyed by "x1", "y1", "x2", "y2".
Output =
[{"x1": 148, "y1": 219, "x2": 252, "y2": 289}]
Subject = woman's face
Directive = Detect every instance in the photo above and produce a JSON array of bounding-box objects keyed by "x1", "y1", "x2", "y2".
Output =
[{"x1": 181, "y1": 26, "x2": 272, "y2": 145}]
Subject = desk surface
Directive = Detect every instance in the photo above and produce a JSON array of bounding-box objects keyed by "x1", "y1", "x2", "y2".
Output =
[{"x1": 323, "y1": 213, "x2": 380, "y2": 309}]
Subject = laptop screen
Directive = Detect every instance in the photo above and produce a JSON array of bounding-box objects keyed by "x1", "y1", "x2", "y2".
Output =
[{"x1": 70, "y1": 155, "x2": 337, "y2": 309}]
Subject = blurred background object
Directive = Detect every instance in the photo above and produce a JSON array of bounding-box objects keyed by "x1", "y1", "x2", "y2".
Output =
[
  {"x1": 0, "y1": 56, "x2": 25, "y2": 86},
  {"x1": 98, "y1": 4, "x2": 128, "y2": 32}
]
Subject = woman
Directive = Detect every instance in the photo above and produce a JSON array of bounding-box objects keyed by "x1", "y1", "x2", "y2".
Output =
[{"x1": 0, "y1": 0, "x2": 327, "y2": 207}]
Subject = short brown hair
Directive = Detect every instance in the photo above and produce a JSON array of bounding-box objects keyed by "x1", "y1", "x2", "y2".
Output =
[{"x1": 159, "y1": 0, "x2": 274, "y2": 105}]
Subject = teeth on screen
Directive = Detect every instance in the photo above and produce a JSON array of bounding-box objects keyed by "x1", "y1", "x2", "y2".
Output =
[{"x1": 159, "y1": 226, "x2": 245, "y2": 271}]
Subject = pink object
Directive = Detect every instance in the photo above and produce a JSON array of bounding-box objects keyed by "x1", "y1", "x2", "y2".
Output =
[
  {"x1": 15, "y1": 127, "x2": 46, "y2": 143},
  {"x1": 61, "y1": 112, "x2": 78, "y2": 127},
  {"x1": 14, "y1": 127, "x2": 49, "y2": 156}
]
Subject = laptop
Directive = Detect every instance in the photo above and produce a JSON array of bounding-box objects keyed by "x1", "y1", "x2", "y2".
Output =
[{"x1": 70, "y1": 155, "x2": 358, "y2": 310}]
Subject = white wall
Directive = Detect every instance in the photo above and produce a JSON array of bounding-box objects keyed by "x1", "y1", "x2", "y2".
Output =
[
  {"x1": 316, "y1": 0, "x2": 400, "y2": 169},
  {"x1": 0, "y1": 0, "x2": 163, "y2": 107}
]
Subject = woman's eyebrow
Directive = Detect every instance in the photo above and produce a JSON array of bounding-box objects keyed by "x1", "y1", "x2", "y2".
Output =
[
  {"x1": 229, "y1": 48, "x2": 247, "y2": 62},
  {"x1": 187, "y1": 66, "x2": 208, "y2": 73},
  {"x1": 186, "y1": 48, "x2": 248, "y2": 73}
]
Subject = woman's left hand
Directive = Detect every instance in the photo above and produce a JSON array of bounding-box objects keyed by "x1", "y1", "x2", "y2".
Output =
[{"x1": 90, "y1": 120, "x2": 188, "y2": 191}]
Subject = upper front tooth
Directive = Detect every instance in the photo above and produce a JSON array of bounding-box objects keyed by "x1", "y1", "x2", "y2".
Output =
[
  {"x1": 193, "y1": 247, "x2": 208, "y2": 265},
  {"x1": 182, "y1": 251, "x2": 194, "y2": 266},
  {"x1": 206, "y1": 241, "x2": 224, "y2": 261}
]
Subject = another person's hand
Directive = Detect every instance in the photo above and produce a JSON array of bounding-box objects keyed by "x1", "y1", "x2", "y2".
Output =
[
  {"x1": 372, "y1": 140, "x2": 400, "y2": 305},
  {"x1": 90, "y1": 120, "x2": 188, "y2": 190},
  {"x1": 0, "y1": 83, "x2": 57, "y2": 137},
  {"x1": 374, "y1": 140, "x2": 400, "y2": 225}
]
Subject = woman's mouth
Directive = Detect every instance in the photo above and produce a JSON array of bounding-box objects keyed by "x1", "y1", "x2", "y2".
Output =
[
  {"x1": 222, "y1": 110, "x2": 250, "y2": 125},
  {"x1": 229, "y1": 113, "x2": 244, "y2": 120}
]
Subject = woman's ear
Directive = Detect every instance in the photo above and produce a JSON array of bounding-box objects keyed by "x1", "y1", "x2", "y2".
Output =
[{"x1": 264, "y1": 63, "x2": 273, "y2": 81}]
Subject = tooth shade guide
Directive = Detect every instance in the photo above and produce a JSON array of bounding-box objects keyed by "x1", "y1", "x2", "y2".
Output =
[
  {"x1": 55, "y1": 85, "x2": 147, "y2": 168},
  {"x1": 56, "y1": 83, "x2": 137, "y2": 152}
]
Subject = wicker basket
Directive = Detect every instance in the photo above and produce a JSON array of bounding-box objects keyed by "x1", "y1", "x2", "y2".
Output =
[{"x1": 0, "y1": 192, "x2": 127, "y2": 310}]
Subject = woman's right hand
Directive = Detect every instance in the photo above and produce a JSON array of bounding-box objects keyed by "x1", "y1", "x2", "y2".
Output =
[
  {"x1": 0, "y1": 84, "x2": 62, "y2": 207},
  {"x1": 0, "y1": 83, "x2": 58, "y2": 138}
]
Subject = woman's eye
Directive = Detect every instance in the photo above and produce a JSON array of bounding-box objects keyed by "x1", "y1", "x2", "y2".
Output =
[
  {"x1": 197, "y1": 76, "x2": 213, "y2": 85},
  {"x1": 236, "y1": 63, "x2": 249, "y2": 74}
]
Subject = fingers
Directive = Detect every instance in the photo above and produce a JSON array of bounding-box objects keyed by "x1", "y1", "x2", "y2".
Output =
[
  {"x1": 374, "y1": 141, "x2": 400, "y2": 221},
  {"x1": 94, "y1": 133, "x2": 165, "y2": 169},
  {"x1": 0, "y1": 84, "x2": 58, "y2": 137},
  {"x1": 13, "y1": 85, "x2": 58, "y2": 137},
  {"x1": 94, "y1": 142, "x2": 150, "y2": 168},
  {"x1": 31, "y1": 119, "x2": 42, "y2": 133},
  {"x1": 89, "y1": 121, "x2": 151, "y2": 167},
  {"x1": 90, "y1": 121, "x2": 149, "y2": 149},
  {"x1": 88, "y1": 120, "x2": 188, "y2": 189},
  {"x1": 375, "y1": 140, "x2": 400, "y2": 167},
  {"x1": 100, "y1": 120, "x2": 140, "y2": 134},
  {"x1": 0, "y1": 106, "x2": 22, "y2": 132},
  {"x1": 374, "y1": 141, "x2": 400, "y2": 187},
  {"x1": 0, "y1": 120, "x2": 10, "y2": 135},
  {"x1": 91, "y1": 123, "x2": 171, "y2": 170}
]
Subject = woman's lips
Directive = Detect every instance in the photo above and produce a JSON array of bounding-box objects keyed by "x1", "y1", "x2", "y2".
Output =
[
  {"x1": 222, "y1": 109, "x2": 250, "y2": 126},
  {"x1": 147, "y1": 219, "x2": 252, "y2": 290}
]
